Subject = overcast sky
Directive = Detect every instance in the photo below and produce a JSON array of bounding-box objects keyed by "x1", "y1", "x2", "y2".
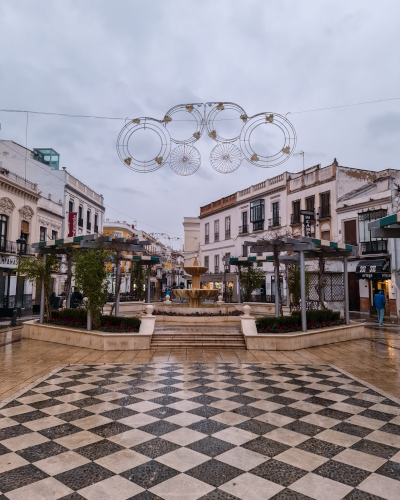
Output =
[{"x1": 1, "y1": 0, "x2": 399, "y2": 246}]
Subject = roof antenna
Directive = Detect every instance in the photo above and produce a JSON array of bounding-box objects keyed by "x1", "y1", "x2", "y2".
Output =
[{"x1": 293, "y1": 150, "x2": 305, "y2": 171}]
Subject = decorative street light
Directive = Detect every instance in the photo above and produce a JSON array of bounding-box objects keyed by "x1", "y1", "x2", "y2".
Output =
[{"x1": 12, "y1": 236, "x2": 27, "y2": 326}]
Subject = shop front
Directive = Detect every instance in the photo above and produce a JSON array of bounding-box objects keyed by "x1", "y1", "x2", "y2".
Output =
[
  {"x1": 356, "y1": 259, "x2": 392, "y2": 317},
  {"x1": 200, "y1": 273, "x2": 237, "y2": 302}
]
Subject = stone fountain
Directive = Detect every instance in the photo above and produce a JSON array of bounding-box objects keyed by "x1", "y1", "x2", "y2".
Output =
[{"x1": 173, "y1": 257, "x2": 220, "y2": 307}]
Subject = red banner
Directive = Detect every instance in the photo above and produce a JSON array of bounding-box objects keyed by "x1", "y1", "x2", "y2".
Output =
[{"x1": 68, "y1": 212, "x2": 77, "y2": 237}]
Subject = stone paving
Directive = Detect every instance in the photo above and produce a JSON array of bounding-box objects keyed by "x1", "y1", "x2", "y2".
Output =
[{"x1": 0, "y1": 362, "x2": 399, "y2": 499}]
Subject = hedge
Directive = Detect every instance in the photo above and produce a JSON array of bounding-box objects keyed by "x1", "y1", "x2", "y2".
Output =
[
  {"x1": 49, "y1": 308, "x2": 141, "y2": 332},
  {"x1": 256, "y1": 309, "x2": 344, "y2": 334}
]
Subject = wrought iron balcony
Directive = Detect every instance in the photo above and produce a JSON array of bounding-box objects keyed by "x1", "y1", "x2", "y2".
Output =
[
  {"x1": 268, "y1": 217, "x2": 281, "y2": 228},
  {"x1": 361, "y1": 240, "x2": 388, "y2": 255},
  {"x1": 238, "y1": 225, "x2": 249, "y2": 234},
  {"x1": 253, "y1": 220, "x2": 264, "y2": 231},
  {"x1": 19, "y1": 243, "x2": 36, "y2": 256},
  {"x1": 0, "y1": 240, "x2": 16, "y2": 254},
  {"x1": 318, "y1": 205, "x2": 330, "y2": 219}
]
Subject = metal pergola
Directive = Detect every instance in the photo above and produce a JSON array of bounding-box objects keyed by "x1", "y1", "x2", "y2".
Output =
[
  {"x1": 224, "y1": 237, "x2": 357, "y2": 332},
  {"x1": 31, "y1": 234, "x2": 162, "y2": 325}
]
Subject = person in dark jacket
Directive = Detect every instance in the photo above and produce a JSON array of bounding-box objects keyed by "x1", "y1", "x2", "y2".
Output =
[{"x1": 373, "y1": 290, "x2": 386, "y2": 325}]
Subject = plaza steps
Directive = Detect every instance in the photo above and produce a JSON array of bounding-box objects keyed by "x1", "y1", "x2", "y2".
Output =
[{"x1": 151, "y1": 324, "x2": 246, "y2": 348}]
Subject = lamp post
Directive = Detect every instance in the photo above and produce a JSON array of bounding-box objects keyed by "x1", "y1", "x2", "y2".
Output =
[
  {"x1": 224, "y1": 261, "x2": 229, "y2": 302},
  {"x1": 12, "y1": 237, "x2": 26, "y2": 326}
]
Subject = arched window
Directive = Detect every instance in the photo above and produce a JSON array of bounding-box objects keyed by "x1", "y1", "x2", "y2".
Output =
[{"x1": 0, "y1": 215, "x2": 8, "y2": 252}]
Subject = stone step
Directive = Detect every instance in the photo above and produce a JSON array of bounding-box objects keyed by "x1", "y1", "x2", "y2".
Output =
[
  {"x1": 150, "y1": 342, "x2": 247, "y2": 348},
  {"x1": 154, "y1": 326, "x2": 242, "y2": 333}
]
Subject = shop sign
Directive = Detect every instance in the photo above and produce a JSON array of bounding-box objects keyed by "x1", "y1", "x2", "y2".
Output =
[
  {"x1": 68, "y1": 212, "x2": 77, "y2": 237},
  {"x1": 355, "y1": 259, "x2": 391, "y2": 280},
  {"x1": 0, "y1": 256, "x2": 17, "y2": 269}
]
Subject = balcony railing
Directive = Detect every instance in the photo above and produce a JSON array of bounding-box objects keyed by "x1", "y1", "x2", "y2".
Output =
[
  {"x1": 239, "y1": 225, "x2": 249, "y2": 234},
  {"x1": 268, "y1": 217, "x2": 281, "y2": 228},
  {"x1": 319, "y1": 205, "x2": 330, "y2": 219},
  {"x1": 78, "y1": 218, "x2": 84, "y2": 228},
  {"x1": 205, "y1": 235, "x2": 209, "y2": 244},
  {"x1": 225, "y1": 230, "x2": 231, "y2": 239},
  {"x1": 214, "y1": 233, "x2": 219, "y2": 242},
  {"x1": 253, "y1": 220, "x2": 264, "y2": 231},
  {"x1": 291, "y1": 213, "x2": 301, "y2": 224},
  {"x1": 19, "y1": 243, "x2": 36, "y2": 256},
  {"x1": 87, "y1": 222, "x2": 91, "y2": 231},
  {"x1": 361, "y1": 240, "x2": 388, "y2": 255},
  {"x1": 0, "y1": 240, "x2": 16, "y2": 254}
]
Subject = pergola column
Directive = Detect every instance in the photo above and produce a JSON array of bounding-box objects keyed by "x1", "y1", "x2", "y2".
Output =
[
  {"x1": 237, "y1": 270, "x2": 242, "y2": 304},
  {"x1": 300, "y1": 250, "x2": 307, "y2": 332},
  {"x1": 344, "y1": 255, "x2": 350, "y2": 325},
  {"x1": 115, "y1": 258, "x2": 120, "y2": 317},
  {"x1": 147, "y1": 265, "x2": 151, "y2": 303},
  {"x1": 39, "y1": 254, "x2": 46, "y2": 324},
  {"x1": 66, "y1": 256, "x2": 72, "y2": 308},
  {"x1": 274, "y1": 262, "x2": 279, "y2": 317}
]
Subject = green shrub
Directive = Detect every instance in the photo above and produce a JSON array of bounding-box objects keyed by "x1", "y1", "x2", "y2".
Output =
[
  {"x1": 50, "y1": 308, "x2": 141, "y2": 332},
  {"x1": 256, "y1": 309, "x2": 344, "y2": 334}
]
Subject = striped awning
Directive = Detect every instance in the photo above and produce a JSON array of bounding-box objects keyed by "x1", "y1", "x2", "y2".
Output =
[
  {"x1": 308, "y1": 238, "x2": 354, "y2": 251},
  {"x1": 32, "y1": 235, "x2": 89, "y2": 248},
  {"x1": 372, "y1": 212, "x2": 400, "y2": 228}
]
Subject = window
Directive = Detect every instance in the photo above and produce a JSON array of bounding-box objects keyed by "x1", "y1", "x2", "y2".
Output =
[
  {"x1": 358, "y1": 209, "x2": 388, "y2": 254},
  {"x1": 292, "y1": 200, "x2": 300, "y2": 224},
  {"x1": 20, "y1": 220, "x2": 29, "y2": 252},
  {"x1": 321, "y1": 230, "x2": 330, "y2": 241},
  {"x1": 87, "y1": 210, "x2": 91, "y2": 230},
  {"x1": 0, "y1": 215, "x2": 8, "y2": 252},
  {"x1": 242, "y1": 245, "x2": 248, "y2": 257},
  {"x1": 205, "y1": 223, "x2": 209, "y2": 244},
  {"x1": 68, "y1": 199, "x2": 74, "y2": 213},
  {"x1": 250, "y1": 200, "x2": 265, "y2": 222},
  {"x1": 40, "y1": 227, "x2": 46, "y2": 242},
  {"x1": 114, "y1": 231, "x2": 123, "y2": 238},
  {"x1": 344, "y1": 220, "x2": 357, "y2": 246},
  {"x1": 214, "y1": 254, "x2": 219, "y2": 273},
  {"x1": 270, "y1": 202, "x2": 280, "y2": 227},
  {"x1": 320, "y1": 192, "x2": 330, "y2": 218},
  {"x1": 52, "y1": 230, "x2": 58, "y2": 240},
  {"x1": 225, "y1": 252, "x2": 231, "y2": 271},
  {"x1": 240, "y1": 211, "x2": 248, "y2": 234},
  {"x1": 225, "y1": 217, "x2": 231, "y2": 239},
  {"x1": 78, "y1": 206, "x2": 83, "y2": 227},
  {"x1": 306, "y1": 196, "x2": 315, "y2": 213},
  {"x1": 214, "y1": 220, "x2": 219, "y2": 242},
  {"x1": 204, "y1": 256, "x2": 209, "y2": 269},
  {"x1": 94, "y1": 213, "x2": 99, "y2": 232}
]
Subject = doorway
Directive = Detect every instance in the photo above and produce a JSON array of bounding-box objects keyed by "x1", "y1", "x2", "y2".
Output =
[
  {"x1": 348, "y1": 272, "x2": 360, "y2": 311},
  {"x1": 369, "y1": 280, "x2": 390, "y2": 317}
]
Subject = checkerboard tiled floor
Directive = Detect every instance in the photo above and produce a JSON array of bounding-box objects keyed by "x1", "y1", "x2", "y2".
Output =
[{"x1": 0, "y1": 363, "x2": 399, "y2": 500}]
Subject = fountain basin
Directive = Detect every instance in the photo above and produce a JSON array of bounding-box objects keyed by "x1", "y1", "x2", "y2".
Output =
[{"x1": 173, "y1": 289, "x2": 220, "y2": 308}]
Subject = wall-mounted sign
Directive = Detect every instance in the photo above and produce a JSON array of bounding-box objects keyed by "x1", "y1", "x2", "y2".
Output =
[
  {"x1": 0, "y1": 256, "x2": 17, "y2": 269},
  {"x1": 68, "y1": 212, "x2": 77, "y2": 237},
  {"x1": 355, "y1": 259, "x2": 391, "y2": 280},
  {"x1": 300, "y1": 210, "x2": 314, "y2": 237}
]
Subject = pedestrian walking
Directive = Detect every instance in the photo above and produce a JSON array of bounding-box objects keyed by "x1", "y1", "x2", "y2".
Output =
[{"x1": 373, "y1": 290, "x2": 386, "y2": 325}]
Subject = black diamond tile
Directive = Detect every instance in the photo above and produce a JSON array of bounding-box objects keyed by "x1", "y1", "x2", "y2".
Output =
[
  {"x1": 110, "y1": 396, "x2": 143, "y2": 406},
  {"x1": 0, "y1": 464, "x2": 48, "y2": 493},
  {"x1": 375, "y1": 460, "x2": 400, "y2": 480},
  {"x1": 6, "y1": 410, "x2": 48, "y2": 424},
  {"x1": 150, "y1": 396, "x2": 181, "y2": 406},
  {"x1": 132, "y1": 437, "x2": 180, "y2": 459},
  {"x1": 55, "y1": 462, "x2": 114, "y2": 490},
  {"x1": 57, "y1": 408, "x2": 94, "y2": 422},
  {"x1": 44, "y1": 389, "x2": 74, "y2": 398},
  {"x1": 293, "y1": 387, "x2": 322, "y2": 396},
  {"x1": 266, "y1": 395, "x2": 298, "y2": 406},
  {"x1": 379, "y1": 398, "x2": 400, "y2": 408},
  {"x1": 235, "y1": 419, "x2": 277, "y2": 435},
  {"x1": 231, "y1": 405, "x2": 266, "y2": 418},
  {"x1": 90, "y1": 421, "x2": 133, "y2": 438},
  {"x1": 189, "y1": 395, "x2": 220, "y2": 405},
  {"x1": 145, "y1": 407, "x2": 182, "y2": 420},
  {"x1": 186, "y1": 436, "x2": 236, "y2": 457},
  {"x1": 189, "y1": 406, "x2": 224, "y2": 419},
  {"x1": 342, "y1": 397, "x2": 375, "y2": 408},
  {"x1": 284, "y1": 420, "x2": 325, "y2": 437},
  {"x1": 314, "y1": 459, "x2": 370, "y2": 487},
  {"x1": 138, "y1": 420, "x2": 180, "y2": 436},
  {"x1": 29, "y1": 399, "x2": 62, "y2": 410},
  {"x1": 260, "y1": 387, "x2": 287, "y2": 395},
  {"x1": 198, "y1": 489, "x2": 241, "y2": 500},
  {"x1": 250, "y1": 458, "x2": 307, "y2": 486},
  {"x1": 223, "y1": 386, "x2": 251, "y2": 395},
  {"x1": 242, "y1": 436, "x2": 290, "y2": 457},
  {"x1": 150, "y1": 378, "x2": 180, "y2": 386},
  {"x1": 57, "y1": 492, "x2": 87, "y2": 500},
  {"x1": 33, "y1": 381, "x2": 52, "y2": 388},
  {"x1": 274, "y1": 407, "x2": 310, "y2": 420},
  {"x1": 154, "y1": 385, "x2": 182, "y2": 395},
  {"x1": 331, "y1": 422, "x2": 373, "y2": 438},
  {"x1": 359, "y1": 409, "x2": 396, "y2": 422},
  {"x1": 329, "y1": 388, "x2": 358, "y2": 397},
  {"x1": 351, "y1": 439, "x2": 399, "y2": 459},
  {"x1": 296, "y1": 437, "x2": 346, "y2": 458},
  {"x1": 70, "y1": 397, "x2": 102, "y2": 408},
  {"x1": 269, "y1": 489, "x2": 314, "y2": 500},
  {"x1": 129, "y1": 492, "x2": 164, "y2": 500},
  {"x1": 75, "y1": 439, "x2": 125, "y2": 460},
  {"x1": 100, "y1": 407, "x2": 137, "y2": 420},
  {"x1": 304, "y1": 396, "x2": 336, "y2": 407},
  {"x1": 17, "y1": 390, "x2": 38, "y2": 398},
  {"x1": 315, "y1": 380, "x2": 342, "y2": 387},
  {"x1": 317, "y1": 408, "x2": 353, "y2": 420},
  {"x1": 57, "y1": 381, "x2": 82, "y2": 389},
  {"x1": 88, "y1": 379, "x2": 119, "y2": 387},
  {"x1": 363, "y1": 389, "x2": 384, "y2": 397},
  {"x1": 0, "y1": 425, "x2": 32, "y2": 441},
  {"x1": 0, "y1": 444, "x2": 12, "y2": 456},
  {"x1": 38, "y1": 423, "x2": 82, "y2": 440},
  {"x1": 119, "y1": 387, "x2": 146, "y2": 395},
  {"x1": 121, "y1": 460, "x2": 179, "y2": 488},
  {"x1": 227, "y1": 394, "x2": 258, "y2": 405},
  {"x1": 379, "y1": 422, "x2": 400, "y2": 436},
  {"x1": 16, "y1": 441, "x2": 68, "y2": 462},
  {"x1": 188, "y1": 419, "x2": 228, "y2": 435},
  {"x1": 81, "y1": 387, "x2": 110, "y2": 397},
  {"x1": 186, "y1": 459, "x2": 243, "y2": 487},
  {"x1": 343, "y1": 489, "x2": 386, "y2": 500}
]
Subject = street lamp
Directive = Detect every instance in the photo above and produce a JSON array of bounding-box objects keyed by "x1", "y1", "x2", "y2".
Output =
[
  {"x1": 224, "y1": 261, "x2": 230, "y2": 302},
  {"x1": 12, "y1": 236, "x2": 27, "y2": 326}
]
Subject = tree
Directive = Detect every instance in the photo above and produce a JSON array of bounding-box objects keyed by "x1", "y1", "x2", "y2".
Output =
[
  {"x1": 74, "y1": 248, "x2": 109, "y2": 329},
  {"x1": 240, "y1": 264, "x2": 266, "y2": 302},
  {"x1": 131, "y1": 264, "x2": 147, "y2": 301},
  {"x1": 17, "y1": 254, "x2": 60, "y2": 322},
  {"x1": 288, "y1": 264, "x2": 311, "y2": 307}
]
